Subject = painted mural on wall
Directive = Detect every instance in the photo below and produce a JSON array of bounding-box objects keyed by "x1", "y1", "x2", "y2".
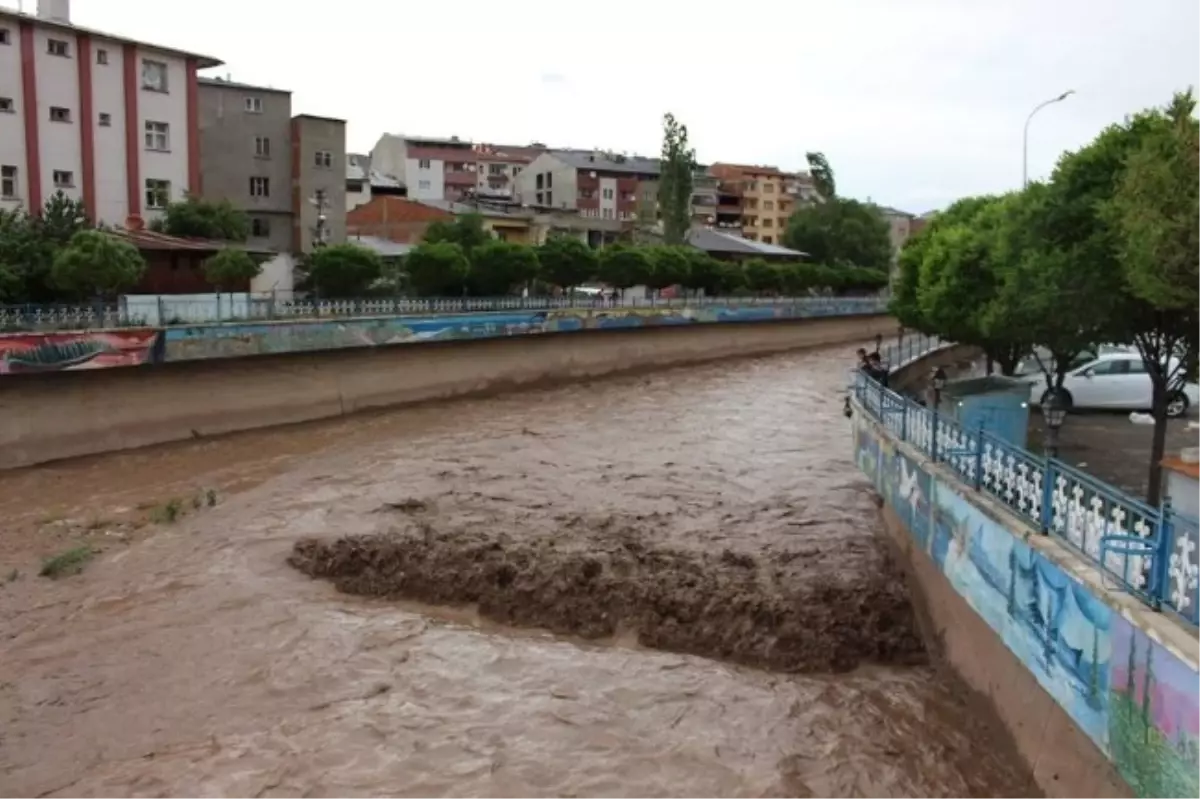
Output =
[
  {"x1": 161, "y1": 303, "x2": 868, "y2": 362},
  {"x1": 0, "y1": 330, "x2": 163, "y2": 374},
  {"x1": 854, "y1": 414, "x2": 1200, "y2": 798}
]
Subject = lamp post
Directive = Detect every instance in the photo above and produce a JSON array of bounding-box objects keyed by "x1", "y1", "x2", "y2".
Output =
[
  {"x1": 874, "y1": 332, "x2": 883, "y2": 355},
  {"x1": 1042, "y1": 390, "x2": 1067, "y2": 458},
  {"x1": 1023, "y1": 90, "x2": 1075, "y2": 187}
]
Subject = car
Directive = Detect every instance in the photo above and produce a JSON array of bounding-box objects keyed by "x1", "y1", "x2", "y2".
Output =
[{"x1": 1023, "y1": 351, "x2": 1199, "y2": 417}]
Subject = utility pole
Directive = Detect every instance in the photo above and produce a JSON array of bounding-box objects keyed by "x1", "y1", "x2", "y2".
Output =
[{"x1": 310, "y1": 189, "x2": 330, "y2": 250}]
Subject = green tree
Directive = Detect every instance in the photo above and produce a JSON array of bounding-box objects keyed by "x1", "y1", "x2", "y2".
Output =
[
  {"x1": 536, "y1": 235, "x2": 597, "y2": 290},
  {"x1": 805, "y1": 152, "x2": 836, "y2": 200},
  {"x1": 467, "y1": 241, "x2": 540, "y2": 296},
  {"x1": 423, "y1": 213, "x2": 492, "y2": 252},
  {"x1": 596, "y1": 244, "x2": 651, "y2": 289},
  {"x1": 405, "y1": 242, "x2": 470, "y2": 297},
  {"x1": 743, "y1": 258, "x2": 782, "y2": 295},
  {"x1": 151, "y1": 196, "x2": 249, "y2": 241},
  {"x1": 1, "y1": 193, "x2": 94, "y2": 303},
  {"x1": 782, "y1": 198, "x2": 892, "y2": 274},
  {"x1": 659, "y1": 113, "x2": 696, "y2": 244},
  {"x1": 685, "y1": 251, "x2": 741, "y2": 297},
  {"x1": 1100, "y1": 90, "x2": 1200, "y2": 503},
  {"x1": 306, "y1": 243, "x2": 383, "y2": 298},
  {"x1": 51, "y1": 230, "x2": 146, "y2": 299},
  {"x1": 203, "y1": 248, "x2": 261, "y2": 292},
  {"x1": 645, "y1": 245, "x2": 693, "y2": 291}
]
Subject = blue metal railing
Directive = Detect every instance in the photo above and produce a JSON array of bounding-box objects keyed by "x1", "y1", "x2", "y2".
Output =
[{"x1": 853, "y1": 335, "x2": 1200, "y2": 628}]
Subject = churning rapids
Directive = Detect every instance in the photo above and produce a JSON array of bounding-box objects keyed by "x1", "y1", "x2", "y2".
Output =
[{"x1": 0, "y1": 342, "x2": 1037, "y2": 797}]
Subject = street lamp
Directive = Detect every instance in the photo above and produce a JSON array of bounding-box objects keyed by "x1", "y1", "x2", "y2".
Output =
[
  {"x1": 874, "y1": 332, "x2": 883, "y2": 355},
  {"x1": 1023, "y1": 90, "x2": 1075, "y2": 187},
  {"x1": 1042, "y1": 390, "x2": 1067, "y2": 458},
  {"x1": 931, "y1": 366, "x2": 947, "y2": 410}
]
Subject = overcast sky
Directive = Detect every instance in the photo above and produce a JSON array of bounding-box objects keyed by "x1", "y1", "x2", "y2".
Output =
[{"x1": 11, "y1": 0, "x2": 1198, "y2": 213}]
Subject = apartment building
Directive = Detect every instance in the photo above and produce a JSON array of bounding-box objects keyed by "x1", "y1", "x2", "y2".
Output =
[
  {"x1": 291, "y1": 114, "x2": 347, "y2": 253},
  {"x1": 472, "y1": 142, "x2": 544, "y2": 198},
  {"x1": 368, "y1": 133, "x2": 476, "y2": 202},
  {"x1": 196, "y1": 77, "x2": 292, "y2": 251},
  {"x1": 0, "y1": 0, "x2": 220, "y2": 227}
]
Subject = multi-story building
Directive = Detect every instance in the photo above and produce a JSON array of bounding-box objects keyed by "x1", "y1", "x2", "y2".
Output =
[
  {"x1": 708, "y1": 163, "x2": 819, "y2": 244},
  {"x1": 0, "y1": 0, "x2": 221, "y2": 227},
  {"x1": 345, "y1": 152, "x2": 405, "y2": 212},
  {"x1": 291, "y1": 114, "x2": 347, "y2": 253},
  {"x1": 513, "y1": 149, "x2": 659, "y2": 246},
  {"x1": 197, "y1": 79, "x2": 348, "y2": 254},
  {"x1": 368, "y1": 133, "x2": 477, "y2": 202},
  {"x1": 690, "y1": 167, "x2": 720, "y2": 226},
  {"x1": 472, "y1": 142, "x2": 544, "y2": 198},
  {"x1": 196, "y1": 77, "x2": 292, "y2": 252}
]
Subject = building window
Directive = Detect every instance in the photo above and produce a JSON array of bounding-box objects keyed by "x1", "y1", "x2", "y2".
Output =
[
  {"x1": 249, "y1": 177, "x2": 270, "y2": 197},
  {"x1": 1, "y1": 165, "x2": 16, "y2": 199},
  {"x1": 535, "y1": 174, "x2": 544, "y2": 189},
  {"x1": 244, "y1": 96, "x2": 263, "y2": 113},
  {"x1": 47, "y1": 38, "x2": 70, "y2": 57},
  {"x1": 545, "y1": 172, "x2": 553, "y2": 188},
  {"x1": 488, "y1": 163, "x2": 506, "y2": 176},
  {"x1": 535, "y1": 192, "x2": 543, "y2": 205},
  {"x1": 764, "y1": 183, "x2": 775, "y2": 193},
  {"x1": 141, "y1": 59, "x2": 168, "y2": 92},
  {"x1": 251, "y1": 217, "x2": 271, "y2": 237},
  {"x1": 513, "y1": 166, "x2": 521, "y2": 175},
  {"x1": 52, "y1": 170, "x2": 74, "y2": 188},
  {"x1": 145, "y1": 179, "x2": 170, "y2": 209},
  {"x1": 144, "y1": 121, "x2": 169, "y2": 151},
  {"x1": 762, "y1": 218, "x2": 773, "y2": 228},
  {"x1": 99, "y1": 112, "x2": 111, "y2": 126},
  {"x1": 0, "y1": 97, "x2": 12, "y2": 113},
  {"x1": 546, "y1": 191, "x2": 553, "y2": 206},
  {"x1": 602, "y1": 208, "x2": 613, "y2": 219},
  {"x1": 602, "y1": 188, "x2": 614, "y2": 200},
  {"x1": 96, "y1": 48, "x2": 108, "y2": 65},
  {"x1": 49, "y1": 106, "x2": 72, "y2": 123},
  {"x1": 0, "y1": 28, "x2": 10, "y2": 46},
  {"x1": 255, "y1": 136, "x2": 270, "y2": 158},
  {"x1": 417, "y1": 159, "x2": 431, "y2": 169},
  {"x1": 763, "y1": 200, "x2": 774, "y2": 211},
  {"x1": 762, "y1": 235, "x2": 773, "y2": 244},
  {"x1": 314, "y1": 150, "x2": 332, "y2": 168},
  {"x1": 418, "y1": 180, "x2": 431, "y2": 190}
]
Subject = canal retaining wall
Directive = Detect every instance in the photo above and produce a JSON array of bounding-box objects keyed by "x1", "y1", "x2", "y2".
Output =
[
  {"x1": 852, "y1": 353, "x2": 1199, "y2": 798},
  {"x1": 0, "y1": 312, "x2": 895, "y2": 471}
]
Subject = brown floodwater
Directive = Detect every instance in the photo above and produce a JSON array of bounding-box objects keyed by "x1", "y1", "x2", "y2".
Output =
[{"x1": 0, "y1": 342, "x2": 1038, "y2": 797}]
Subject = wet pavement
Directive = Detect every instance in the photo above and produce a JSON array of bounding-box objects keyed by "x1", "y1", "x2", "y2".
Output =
[{"x1": 0, "y1": 342, "x2": 1037, "y2": 797}]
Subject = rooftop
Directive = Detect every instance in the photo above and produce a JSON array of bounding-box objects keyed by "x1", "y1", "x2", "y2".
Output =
[
  {"x1": 686, "y1": 228, "x2": 807, "y2": 258},
  {"x1": 550, "y1": 149, "x2": 661, "y2": 176},
  {"x1": 109, "y1": 228, "x2": 274, "y2": 255},
  {"x1": 0, "y1": 5, "x2": 222, "y2": 69},
  {"x1": 197, "y1": 76, "x2": 291, "y2": 95},
  {"x1": 349, "y1": 235, "x2": 414, "y2": 258}
]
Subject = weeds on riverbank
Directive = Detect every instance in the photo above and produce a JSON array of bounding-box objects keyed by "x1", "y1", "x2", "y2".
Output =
[{"x1": 39, "y1": 545, "x2": 94, "y2": 578}]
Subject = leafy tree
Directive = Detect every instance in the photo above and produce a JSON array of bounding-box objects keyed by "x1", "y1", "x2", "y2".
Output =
[
  {"x1": 405, "y1": 242, "x2": 470, "y2": 297},
  {"x1": 645, "y1": 245, "x2": 692, "y2": 291},
  {"x1": 686, "y1": 251, "x2": 742, "y2": 296},
  {"x1": 423, "y1": 213, "x2": 492, "y2": 252},
  {"x1": 596, "y1": 244, "x2": 651, "y2": 289},
  {"x1": 306, "y1": 243, "x2": 383, "y2": 298},
  {"x1": 782, "y1": 198, "x2": 892, "y2": 274},
  {"x1": 742, "y1": 258, "x2": 782, "y2": 295},
  {"x1": 1099, "y1": 90, "x2": 1200, "y2": 503},
  {"x1": 467, "y1": 241, "x2": 540, "y2": 296},
  {"x1": 203, "y1": 247, "x2": 261, "y2": 292},
  {"x1": 659, "y1": 113, "x2": 696, "y2": 244},
  {"x1": 51, "y1": 230, "x2": 146, "y2": 299},
  {"x1": 537, "y1": 235, "x2": 597, "y2": 290},
  {"x1": 805, "y1": 152, "x2": 836, "y2": 200},
  {"x1": 151, "y1": 196, "x2": 249, "y2": 241},
  {"x1": 0, "y1": 193, "x2": 93, "y2": 303}
]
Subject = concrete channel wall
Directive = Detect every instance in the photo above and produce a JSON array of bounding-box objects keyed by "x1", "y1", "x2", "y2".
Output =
[
  {"x1": 852, "y1": 350, "x2": 1200, "y2": 799},
  {"x1": 0, "y1": 313, "x2": 896, "y2": 471}
]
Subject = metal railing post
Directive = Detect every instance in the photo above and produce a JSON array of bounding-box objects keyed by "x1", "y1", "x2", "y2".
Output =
[
  {"x1": 1040, "y1": 458, "x2": 1056, "y2": 535},
  {"x1": 1151, "y1": 499, "x2": 1173, "y2": 611},
  {"x1": 973, "y1": 423, "x2": 985, "y2": 491}
]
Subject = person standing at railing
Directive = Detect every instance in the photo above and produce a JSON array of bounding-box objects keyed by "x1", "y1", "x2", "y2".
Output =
[{"x1": 865, "y1": 352, "x2": 889, "y2": 387}]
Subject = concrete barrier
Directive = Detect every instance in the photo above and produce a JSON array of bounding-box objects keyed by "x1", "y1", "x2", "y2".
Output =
[
  {"x1": 0, "y1": 313, "x2": 895, "y2": 470},
  {"x1": 852, "y1": 351, "x2": 1200, "y2": 798}
]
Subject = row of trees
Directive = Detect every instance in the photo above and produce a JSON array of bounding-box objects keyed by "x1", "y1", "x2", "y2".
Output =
[
  {"x1": 304, "y1": 212, "x2": 888, "y2": 298},
  {"x1": 890, "y1": 90, "x2": 1199, "y2": 504}
]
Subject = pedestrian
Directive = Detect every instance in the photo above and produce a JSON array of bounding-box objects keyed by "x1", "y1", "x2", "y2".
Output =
[{"x1": 866, "y1": 351, "x2": 889, "y2": 387}]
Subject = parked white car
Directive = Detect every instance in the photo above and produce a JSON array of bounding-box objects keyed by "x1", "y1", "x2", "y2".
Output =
[{"x1": 1023, "y1": 352, "x2": 1199, "y2": 417}]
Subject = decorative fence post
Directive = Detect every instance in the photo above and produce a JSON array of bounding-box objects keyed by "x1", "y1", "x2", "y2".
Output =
[
  {"x1": 973, "y1": 423, "x2": 985, "y2": 491},
  {"x1": 1040, "y1": 458, "x2": 1056, "y2": 535}
]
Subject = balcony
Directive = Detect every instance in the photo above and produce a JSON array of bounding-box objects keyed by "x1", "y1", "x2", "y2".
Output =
[
  {"x1": 445, "y1": 170, "x2": 477, "y2": 186},
  {"x1": 716, "y1": 202, "x2": 742, "y2": 214}
]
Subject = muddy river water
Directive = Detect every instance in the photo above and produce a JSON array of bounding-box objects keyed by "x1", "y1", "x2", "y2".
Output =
[{"x1": 0, "y1": 342, "x2": 1037, "y2": 797}]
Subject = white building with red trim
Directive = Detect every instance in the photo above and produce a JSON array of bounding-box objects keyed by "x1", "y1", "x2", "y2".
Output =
[{"x1": 0, "y1": 0, "x2": 220, "y2": 227}]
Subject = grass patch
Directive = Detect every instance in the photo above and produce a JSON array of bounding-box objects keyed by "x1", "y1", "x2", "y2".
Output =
[
  {"x1": 39, "y1": 545, "x2": 94, "y2": 579},
  {"x1": 150, "y1": 498, "x2": 184, "y2": 524}
]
